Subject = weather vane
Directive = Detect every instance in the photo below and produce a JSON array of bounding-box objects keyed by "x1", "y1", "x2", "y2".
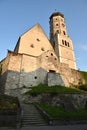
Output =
[{"x1": 55, "y1": 9, "x2": 57, "y2": 12}]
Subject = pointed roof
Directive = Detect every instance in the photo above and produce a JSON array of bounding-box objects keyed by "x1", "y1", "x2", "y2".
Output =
[
  {"x1": 14, "y1": 24, "x2": 54, "y2": 56},
  {"x1": 49, "y1": 12, "x2": 64, "y2": 19}
]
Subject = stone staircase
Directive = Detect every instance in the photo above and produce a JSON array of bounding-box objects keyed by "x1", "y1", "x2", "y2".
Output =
[{"x1": 21, "y1": 103, "x2": 48, "y2": 127}]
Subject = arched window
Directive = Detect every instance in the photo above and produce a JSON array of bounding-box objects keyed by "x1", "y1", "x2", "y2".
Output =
[
  {"x1": 62, "y1": 40, "x2": 64, "y2": 45},
  {"x1": 67, "y1": 42, "x2": 70, "y2": 47},
  {"x1": 63, "y1": 31, "x2": 66, "y2": 35},
  {"x1": 65, "y1": 41, "x2": 67, "y2": 46}
]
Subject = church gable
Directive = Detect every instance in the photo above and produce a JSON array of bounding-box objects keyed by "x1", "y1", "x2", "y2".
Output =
[{"x1": 14, "y1": 24, "x2": 54, "y2": 56}]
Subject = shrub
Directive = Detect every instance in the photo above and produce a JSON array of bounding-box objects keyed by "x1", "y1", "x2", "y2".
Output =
[
  {"x1": 78, "y1": 84, "x2": 87, "y2": 91},
  {"x1": 79, "y1": 71, "x2": 87, "y2": 84}
]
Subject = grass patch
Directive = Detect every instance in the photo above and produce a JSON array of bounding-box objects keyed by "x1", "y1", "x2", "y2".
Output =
[
  {"x1": 25, "y1": 84, "x2": 86, "y2": 95},
  {"x1": 37, "y1": 103, "x2": 87, "y2": 119}
]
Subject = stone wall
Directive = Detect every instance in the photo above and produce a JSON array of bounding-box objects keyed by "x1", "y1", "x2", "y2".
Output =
[
  {"x1": 0, "y1": 56, "x2": 9, "y2": 74},
  {"x1": 0, "y1": 50, "x2": 22, "y2": 74},
  {"x1": 59, "y1": 66, "x2": 84, "y2": 87},
  {"x1": 19, "y1": 68, "x2": 47, "y2": 89},
  {"x1": 43, "y1": 93, "x2": 87, "y2": 111},
  {"x1": 21, "y1": 54, "x2": 38, "y2": 72},
  {"x1": 5, "y1": 70, "x2": 20, "y2": 89},
  {"x1": 7, "y1": 51, "x2": 22, "y2": 72},
  {"x1": 25, "y1": 93, "x2": 87, "y2": 111},
  {"x1": 2, "y1": 68, "x2": 47, "y2": 97},
  {"x1": 38, "y1": 51, "x2": 84, "y2": 87},
  {"x1": 3, "y1": 67, "x2": 66, "y2": 97},
  {"x1": 0, "y1": 49, "x2": 85, "y2": 97},
  {"x1": 47, "y1": 72, "x2": 65, "y2": 86}
]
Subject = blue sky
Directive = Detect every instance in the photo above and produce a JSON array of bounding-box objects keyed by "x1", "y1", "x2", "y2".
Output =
[{"x1": 0, "y1": 0, "x2": 87, "y2": 71}]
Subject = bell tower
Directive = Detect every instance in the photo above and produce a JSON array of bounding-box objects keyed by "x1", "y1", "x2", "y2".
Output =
[{"x1": 49, "y1": 12, "x2": 76, "y2": 69}]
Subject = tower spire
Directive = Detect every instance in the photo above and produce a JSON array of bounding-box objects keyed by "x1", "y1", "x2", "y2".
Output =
[{"x1": 49, "y1": 12, "x2": 76, "y2": 69}]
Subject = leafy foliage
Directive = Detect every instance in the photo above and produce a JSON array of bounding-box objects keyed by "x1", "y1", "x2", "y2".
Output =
[{"x1": 0, "y1": 95, "x2": 20, "y2": 111}]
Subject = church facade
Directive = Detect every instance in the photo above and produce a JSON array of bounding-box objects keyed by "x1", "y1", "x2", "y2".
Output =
[{"x1": 0, "y1": 12, "x2": 84, "y2": 96}]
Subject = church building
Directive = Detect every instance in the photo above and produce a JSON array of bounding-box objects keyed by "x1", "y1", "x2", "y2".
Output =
[{"x1": 0, "y1": 12, "x2": 83, "y2": 96}]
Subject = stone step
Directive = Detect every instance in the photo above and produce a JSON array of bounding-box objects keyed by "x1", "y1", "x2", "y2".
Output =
[
  {"x1": 21, "y1": 103, "x2": 48, "y2": 126},
  {"x1": 22, "y1": 123, "x2": 46, "y2": 126},
  {"x1": 22, "y1": 118, "x2": 46, "y2": 122}
]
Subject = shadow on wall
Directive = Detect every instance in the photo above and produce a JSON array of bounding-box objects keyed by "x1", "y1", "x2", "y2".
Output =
[
  {"x1": 0, "y1": 68, "x2": 64, "y2": 95},
  {"x1": 0, "y1": 71, "x2": 8, "y2": 94},
  {"x1": 47, "y1": 70, "x2": 65, "y2": 86},
  {"x1": 19, "y1": 67, "x2": 48, "y2": 87}
]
